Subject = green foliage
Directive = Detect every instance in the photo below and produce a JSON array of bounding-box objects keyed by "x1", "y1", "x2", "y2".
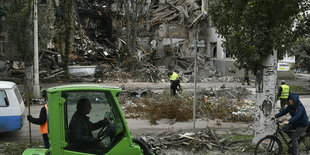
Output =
[
  {"x1": 7, "y1": 0, "x2": 33, "y2": 60},
  {"x1": 293, "y1": 2, "x2": 310, "y2": 38},
  {"x1": 286, "y1": 2, "x2": 310, "y2": 71},
  {"x1": 209, "y1": 0, "x2": 306, "y2": 74},
  {"x1": 290, "y1": 38, "x2": 310, "y2": 72},
  {"x1": 54, "y1": 0, "x2": 74, "y2": 75},
  {"x1": 6, "y1": 0, "x2": 55, "y2": 62},
  {"x1": 0, "y1": 1, "x2": 9, "y2": 32},
  {"x1": 38, "y1": 1, "x2": 55, "y2": 53}
]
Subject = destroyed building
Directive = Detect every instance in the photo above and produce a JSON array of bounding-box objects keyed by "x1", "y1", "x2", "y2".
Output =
[{"x1": 0, "y1": 0, "x2": 247, "y2": 83}]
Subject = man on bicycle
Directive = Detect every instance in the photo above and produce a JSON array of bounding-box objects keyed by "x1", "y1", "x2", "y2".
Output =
[{"x1": 272, "y1": 93, "x2": 309, "y2": 155}]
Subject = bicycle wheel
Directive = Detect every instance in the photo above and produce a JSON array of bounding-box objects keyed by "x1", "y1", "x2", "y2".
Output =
[{"x1": 254, "y1": 136, "x2": 282, "y2": 155}]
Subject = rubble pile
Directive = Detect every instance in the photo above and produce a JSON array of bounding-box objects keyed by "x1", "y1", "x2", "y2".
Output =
[
  {"x1": 197, "y1": 97, "x2": 254, "y2": 122},
  {"x1": 118, "y1": 87, "x2": 255, "y2": 124},
  {"x1": 0, "y1": 61, "x2": 23, "y2": 82},
  {"x1": 148, "y1": 0, "x2": 204, "y2": 30},
  {"x1": 143, "y1": 128, "x2": 248, "y2": 154},
  {"x1": 199, "y1": 87, "x2": 254, "y2": 121},
  {"x1": 119, "y1": 89, "x2": 193, "y2": 124},
  {"x1": 35, "y1": 0, "x2": 219, "y2": 83},
  {"x1": 213, "y1": 87, "x2": 252, "y2": 100},
  {"x1": 1, "y1": 0, "x2": 243, "y2": 84},
  {"x1": 38, "y1": 50, "x2": 64, "y2": 80}
]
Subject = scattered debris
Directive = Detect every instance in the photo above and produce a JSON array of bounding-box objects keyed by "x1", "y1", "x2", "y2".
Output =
[
  {"x1": 1, "y1": 0, "x2": 246, "y2": 84},
  {"x1": 141, "y1": 128, "x2": 250, "y2": 155},
  {"x1": 119, "y1": 87, "x2": 255, "y2": 124}
]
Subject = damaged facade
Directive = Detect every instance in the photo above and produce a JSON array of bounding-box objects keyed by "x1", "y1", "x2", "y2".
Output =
[{"x1": 0, "y1": 0, "x2": 243, "y2": 83}]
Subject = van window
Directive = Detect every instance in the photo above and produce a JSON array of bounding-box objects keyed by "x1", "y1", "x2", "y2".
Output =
[
  {"x1": 13, "y1": 87, "x2": 23, "y2": 105},
  {"x1": 0, "y1": 90, "x2": 9, "y2": 107}
]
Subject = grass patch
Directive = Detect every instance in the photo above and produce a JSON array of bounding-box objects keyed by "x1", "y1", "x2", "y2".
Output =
[
  {"x1": 0, "y1": 141, "x2": 43, "y2": 155},
  {"x1": 225, "y1": 134, "x2": 253, "y2": 141},
  {"x1": 290, "y1": 85, "x2": 310, "y2": 93},
  {"x1": 223, "y1": 134, "x2": 255, "y2": 153}
]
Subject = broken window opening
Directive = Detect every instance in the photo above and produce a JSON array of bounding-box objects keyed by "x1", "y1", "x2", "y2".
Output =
[
  {"x1": 225, "y1": 51, "x2": 234, "y2": 58},
  {"x1": 210, "y1": 42, "x2": 217, "y2": 58}
]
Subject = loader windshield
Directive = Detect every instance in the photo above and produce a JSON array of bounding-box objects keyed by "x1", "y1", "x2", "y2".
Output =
[{"x1": 63, "y1": 90, "x2": 125, "y2": 154}]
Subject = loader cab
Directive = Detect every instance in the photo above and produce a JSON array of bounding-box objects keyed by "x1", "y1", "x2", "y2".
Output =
[
  {"x1": 62, "y1": 90, "x2": 127, "y2": 154},
  {"x1": 23, "y1": 84, "x2": 143, "y2": 155},
  {"x1": 0, "y1": 81, "x2": 25, "y2": 133}
]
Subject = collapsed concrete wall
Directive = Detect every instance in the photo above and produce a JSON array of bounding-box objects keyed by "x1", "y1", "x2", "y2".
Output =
[{"x1": 0, "y1": 0, "x2": 245, "y2": 83}]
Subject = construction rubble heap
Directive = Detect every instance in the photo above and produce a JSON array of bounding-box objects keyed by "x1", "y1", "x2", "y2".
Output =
[{"x1": 0, "y1": 0, "x2": 241, "y2": 84}]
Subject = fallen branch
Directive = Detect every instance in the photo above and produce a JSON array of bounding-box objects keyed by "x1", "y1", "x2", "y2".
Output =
[
  {"x1": 210, "y1": 129, "x2": 225, "y2": 153},
  {"x1": 136, "y1": 41, "x2": 148, "y2": 54},
  {"x1": 49, "y1": 71, "x2": 65, "y2": 78}
]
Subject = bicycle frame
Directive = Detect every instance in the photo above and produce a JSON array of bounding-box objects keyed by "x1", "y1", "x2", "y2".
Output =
[
  {"x1": 255, "y1": 119, "x2": 310, "y2": 155},
  {"x1": 272, "y1": 119, "x2": 292, "y2": 149}
]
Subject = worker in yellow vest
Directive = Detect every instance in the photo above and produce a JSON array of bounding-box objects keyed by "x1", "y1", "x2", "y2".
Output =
[
  {"x1": 168, "y1": 71, "x2": 182, "y2": 95},
  {"x1": 27, "y1": 90, "x2": 49, "y2": 149},
  {"x1": 277, "y1": 80, "x2": 290, "y2": 111}
]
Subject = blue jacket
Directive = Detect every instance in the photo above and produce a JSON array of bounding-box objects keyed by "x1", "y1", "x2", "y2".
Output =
[{"x1": 275, "y1": 93, "x2": 309, "y2": 127}]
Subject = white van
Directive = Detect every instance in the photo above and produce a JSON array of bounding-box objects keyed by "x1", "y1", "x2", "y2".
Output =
[{"x1": 0, "y1": 81, "x2": 25, "y2": 132}]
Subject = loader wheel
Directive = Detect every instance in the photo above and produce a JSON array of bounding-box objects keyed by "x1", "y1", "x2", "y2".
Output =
[{"x1": 133, "y1": 137, "x2": 151, "y2": 155}]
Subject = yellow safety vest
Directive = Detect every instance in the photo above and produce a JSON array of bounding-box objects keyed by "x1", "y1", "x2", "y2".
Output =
[
  {"x1": 40, "y1": 104, "x2": 48, "y2": 134},
  {"x1": 169, "y1": 72, "x2": 178, "y2": 81},
  {"x1": 280, "y1": 85, "x2": 289, "y2": 99}
]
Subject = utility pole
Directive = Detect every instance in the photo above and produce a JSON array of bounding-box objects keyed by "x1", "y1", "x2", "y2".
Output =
[
  {"x1": 33, "y1": 0, "x2": 40, "y2": 98},
  {"x1": 193, "y1": 32, "x2": 198, "y2": 130}
]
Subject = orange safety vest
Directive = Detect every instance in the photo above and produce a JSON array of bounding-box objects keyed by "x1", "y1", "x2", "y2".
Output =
[{"x1": 40, "y1": 104, "x2": 48, "y2": 134}]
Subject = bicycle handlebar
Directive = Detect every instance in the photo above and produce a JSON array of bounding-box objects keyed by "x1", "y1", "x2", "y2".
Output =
[{"x1": 271, "y1": 118, "x2": 281, "y2": 126}]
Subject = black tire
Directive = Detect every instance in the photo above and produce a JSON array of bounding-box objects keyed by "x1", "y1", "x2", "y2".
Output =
[
  {"x1": 254, "y1": 136, "x2": 282, "y2": 155},
  {"x1": 133, "y1": 137, "x2": 152, "y2": 155}
]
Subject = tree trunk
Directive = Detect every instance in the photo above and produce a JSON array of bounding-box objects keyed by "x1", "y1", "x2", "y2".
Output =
[
  {"x1": 24, "y1": 65, "x2": 33, "y2": 96},
  {"x1": 252, "y1": 50, "x2": 278, "y2": 144}
]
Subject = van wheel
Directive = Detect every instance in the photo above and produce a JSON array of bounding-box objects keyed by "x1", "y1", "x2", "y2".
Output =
[{"x1": 133, "y1": 137, "x2": 151, "y2": 155}]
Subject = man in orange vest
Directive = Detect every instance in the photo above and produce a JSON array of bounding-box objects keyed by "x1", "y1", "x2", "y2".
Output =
[{"x1": 27, "y1": 90, "x2": 49, "y2": 149}]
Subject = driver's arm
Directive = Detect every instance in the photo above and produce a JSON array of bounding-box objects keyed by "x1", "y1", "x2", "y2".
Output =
[
  {"x1": 89, "y1": 119, "x2": 108, "y2": 131},
  {"x1": 71, "y1": 119, "x2": 98, "y2": 144}
]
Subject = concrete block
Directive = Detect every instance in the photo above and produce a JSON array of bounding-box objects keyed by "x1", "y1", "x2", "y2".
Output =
[{"x1": 277, "y1": 71, "x2": 295, "y2": 80}]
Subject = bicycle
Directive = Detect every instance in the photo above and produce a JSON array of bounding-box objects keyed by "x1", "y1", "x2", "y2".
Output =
[{"x1": 254, "y1": 118, "x2": 310, "y2": 155}]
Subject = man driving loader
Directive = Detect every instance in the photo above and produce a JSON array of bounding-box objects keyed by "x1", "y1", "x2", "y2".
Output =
[{"x1": 67, "y1": 98, "x2": 109, "y2": 153}]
